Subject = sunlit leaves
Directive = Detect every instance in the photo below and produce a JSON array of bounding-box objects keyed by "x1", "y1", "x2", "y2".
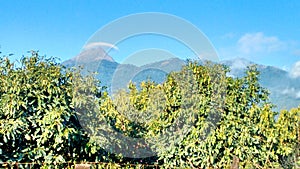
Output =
[
  {"x1": 0, "y1": 52, "x2": 88, "y2": 165},
  {"x1": 0, "y1": 52, "x2": 299, "y2": 168}
]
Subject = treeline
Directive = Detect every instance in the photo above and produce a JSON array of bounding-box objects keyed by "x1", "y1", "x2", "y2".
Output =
[{"x1": 0, "y1": 52, "x2": 299, "y2": 168}]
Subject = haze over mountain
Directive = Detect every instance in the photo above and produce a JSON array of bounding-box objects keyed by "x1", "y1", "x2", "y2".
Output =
[
  {"x1": 63, "y1": 47, "x2": 300, "y2": 111},
  {"x1": 222, "y1": 58, "x2": 300, "y2": 111}
]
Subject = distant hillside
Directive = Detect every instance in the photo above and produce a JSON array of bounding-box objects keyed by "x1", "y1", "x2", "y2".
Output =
[
  {"x1": 63, "y1": 49, "x2": 299, "y2": 111},
  {"x1": 111, "y1": 58, "x2": 185, "y2": 92},
  {"x1": 62, "y1": 47, "x2": 185, "y2": 92},
  {"x1": 222, "y1": 58, "x2": 300, "y2": 111},
  {"x1": 63, "y1": 46, "x2": 119, "y2": 87}
]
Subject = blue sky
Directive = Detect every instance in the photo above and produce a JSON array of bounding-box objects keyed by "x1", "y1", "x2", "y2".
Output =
[{"x1": 1, "y1": 0, "x2": 300, "y2": 73}]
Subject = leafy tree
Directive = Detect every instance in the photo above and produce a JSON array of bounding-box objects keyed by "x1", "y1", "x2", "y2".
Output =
[
  {"x1": 108, "y1": 62, "x2": 299, "y2": 168},
  {"x1": 276, "y1": 107, "x2": 300, "y2": 168},
  {"x1": 0, "y1": 52, "x2": 299, "y2": 168},
  {"x1": 0, "y1": 52, "x2": 94, "y2": 166}
]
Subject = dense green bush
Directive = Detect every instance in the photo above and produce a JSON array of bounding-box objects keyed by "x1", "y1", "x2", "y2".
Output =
[
  {"x1": 0, "y1": 52, "x2": 299, "y2": 168},
  {"x1": 0, "y1": 52, "x2": 117, "y2": 168},
  {"x1": 0, "y1": 52, "x2": 89, "y2": 164},
  {"x1": 104, "y1": 62, "x2": 299, "y2": 168}
]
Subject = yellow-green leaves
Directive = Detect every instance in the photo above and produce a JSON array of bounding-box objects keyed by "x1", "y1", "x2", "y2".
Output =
[
  {"x1": 0, "y1": 52, "x2": 89, "y2": 165},
  {"x1": 0, "y1": 53, "x2": 299, "y2": 168}
]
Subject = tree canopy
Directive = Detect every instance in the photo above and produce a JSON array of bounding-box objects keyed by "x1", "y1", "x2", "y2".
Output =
[{"x1": 0, "y1": 52, "x2": 299, "y2": 168}]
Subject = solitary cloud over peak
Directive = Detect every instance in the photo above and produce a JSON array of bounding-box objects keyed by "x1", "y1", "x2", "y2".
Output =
[
  {"x1": 65, "y1": 45, "x2": 115, "y2": 65},
  {"x1": 83, "y1": 42, "x2": 119, "y2": 51}
]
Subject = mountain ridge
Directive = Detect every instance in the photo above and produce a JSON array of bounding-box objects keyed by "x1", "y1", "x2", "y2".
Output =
[{"x1": 63, "y1": 49, "x2": 300, "y2": 111}]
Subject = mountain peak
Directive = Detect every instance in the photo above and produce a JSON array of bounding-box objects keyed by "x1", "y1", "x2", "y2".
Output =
[{"x1": 72, "y1": 46, "x2": 115, "y2": 63}]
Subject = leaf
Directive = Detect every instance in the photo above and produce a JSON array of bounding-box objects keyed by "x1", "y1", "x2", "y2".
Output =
[{"x1": 25, "y1": 134, "x2": 31, "y2": 141}]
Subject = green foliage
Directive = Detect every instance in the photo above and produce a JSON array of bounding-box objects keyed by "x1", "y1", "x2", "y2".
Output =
[
  {"x1": 276, "y1": 107, "x2": 300, "y2": 168},
  {"x1": 0, "y1": 52, "x2": 101, "y2": 167},
  {"x1": 104, "y1": 62, "x2": 299, "y2": 168},
  {"x1": 0, "y1": 52, "x2": 299, "y2": 168}
]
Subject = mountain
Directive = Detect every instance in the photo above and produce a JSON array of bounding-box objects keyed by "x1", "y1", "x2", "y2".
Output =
[
  {"x1": 221, "y1": 58, "x2": 256, "y2": 77},
  {"x1": 222, "y1": 58, "x2": 300, "y2": 111},
  {"x1": 112, "y1": 58, "x2": 186, "y2": 91},
  {"x1": 62, "y1": 47, "x2": 185, "y2": 93},
  {"x1": 63, "y1": 46, "x2": 119, "y2": 87},
  {"x1": 64, "y1": 46, "x2": 115, "y2": 64},
  {"x1": 63, "y1": 48, "x2": 299, "y2": 111}
]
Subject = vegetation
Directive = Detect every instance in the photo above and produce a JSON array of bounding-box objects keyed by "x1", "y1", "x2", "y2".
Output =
[{"x1": 0, "y1": 52, "x2": 299, "y2": 168}]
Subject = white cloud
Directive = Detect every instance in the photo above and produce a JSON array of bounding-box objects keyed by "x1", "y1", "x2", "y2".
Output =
[
  {"x1": 237, "y1": 32, "x2": 285, "y2": 54},
  {"x1": 230, "y1": 58, "x2": 251, "y2": 69},
  {"x1": 296, "y1": 91, "x2": 300, "y2": 99},
  {"x1": 281, "y1": 87, "x2": 296, "y2": 95},
  {"x1": 83, "y1": 42, "x2": 118, "y2": 50},
  {"x1": 290, "y1": 61, "x2": 300, "y2": 78},
  {"x1": 281, "y1": 87, "x2": 300, "y2": 99}
]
